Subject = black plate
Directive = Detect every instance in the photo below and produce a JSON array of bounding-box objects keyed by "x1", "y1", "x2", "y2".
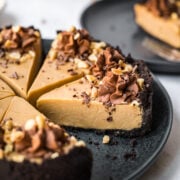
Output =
[
  {"x1": 80, "y1": 0, "x2": 180, "y2": 74},
  {"x1": 43, "y1": 39, "x2": 173, "y2": 180}
]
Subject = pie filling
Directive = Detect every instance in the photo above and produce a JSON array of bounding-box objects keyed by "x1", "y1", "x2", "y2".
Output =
[
  {"x1": 134, "y1": 0, "x2": 180, "y2": 48},
  {"x1": 0, "y1": 26, "x2": 42, "y2": 98}
]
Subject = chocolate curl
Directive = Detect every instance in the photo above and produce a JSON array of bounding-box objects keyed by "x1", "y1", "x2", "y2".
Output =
[
  {"x1": 110, "y1": 91, "x2": 125, "y2": 105},
  {"x1": 0, "y1": 26, "x2": 37, "y2": 50},
  {"x1": 55, "y1": 29, "x2": 91, "y2": 61}
]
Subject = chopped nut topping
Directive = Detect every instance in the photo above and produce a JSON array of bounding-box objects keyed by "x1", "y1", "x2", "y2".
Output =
[
  {"x1": 74, "y1": 32, "x2": 80, "y2": 40},
  {"x1": 90, "y1": 42, "x2": 106, "y2": 49},
  {"x1": 91, "y1": 87, "x2": 98, "y2": 98},
  {"x1": 0, "y1": 116, "x2": 85, "y2": 163},
  {"x1": 12, "y1": 26, "x2": 21, "y2": 33},
  {"x1": 102, "y1": 135, "x2": 110, "y2": 144},
  {"x1": 86, "y1": 75, "x2": 97, "y2": 83},
  {"x1": 6, "y1": 51, "x2": 21, "y2": 60},
  {"x1": 130, "y1": 100, "x2": 140, "y2": 107},
  {"x1": 171, "y1": 12, "x2": 178, "y2": 19},
  {"x1": 111, "y1": 68, "x2": 123, "y2": 75},
  {"x1": 88, "y1": 53, "x2": 98, "y2": 62},
  {"x1": 75, "y1": 58, "x2": 89, "y2": 69},
  {"x1": 52, "y1": 27, "x2": 91, "y2": 63},
  {"x1": 0, "y1": 26, "x2": 39, "y2": 63},
  {"x1": 137, "y1": 78, "x2": 144, "y2": 89}
]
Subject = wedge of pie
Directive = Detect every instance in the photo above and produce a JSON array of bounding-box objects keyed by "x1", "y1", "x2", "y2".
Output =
[
  {"x1": 37, "y1": 47, "x2": 153, "y2": 136},
  {"x1": 134, "y1": 0, "x2": 180, "y2": 48},
  {"x1": 0, "y1": 78, "x2": 15, "y2": 100},
  {"x1": 1, "y1": 96, "x2": 45, "y2": 126},
  {"x1": 0, "y1": 26, "x2": 42, "y2": 99},
  {"x1": 28, "y1": 27, "x2": 106, "y2": 105},
  {"x1": 0, "y1": 116, "x2": 92, "y2": 180}
]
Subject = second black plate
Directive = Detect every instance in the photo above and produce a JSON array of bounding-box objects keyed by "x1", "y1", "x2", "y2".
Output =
[{"x1": 81, "y1": 0, "x2": 180, "y2": 74}]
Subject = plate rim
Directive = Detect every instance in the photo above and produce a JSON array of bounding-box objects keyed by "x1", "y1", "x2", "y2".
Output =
[
  {"x1": 80, "y1": 0, "x2": 180, "y2": 74},
  {"x1": 128, "y1": 75, "x2": 173, "y2": 179},
  {"x1": 42, "y1": 39, "x2": 173, "y2": 180}
]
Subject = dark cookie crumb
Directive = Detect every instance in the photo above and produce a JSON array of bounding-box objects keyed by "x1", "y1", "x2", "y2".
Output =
[
  {"x1": 130, "y1": 138, "x2": 137, "y2": 148},
  {"x1": 124, "y1": 151, "x2": 136, "y2": 161}
]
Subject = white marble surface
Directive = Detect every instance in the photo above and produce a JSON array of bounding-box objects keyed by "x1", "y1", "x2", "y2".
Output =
[{"x1": 0, "y1": 0, "x2": 180, "y2": 179}]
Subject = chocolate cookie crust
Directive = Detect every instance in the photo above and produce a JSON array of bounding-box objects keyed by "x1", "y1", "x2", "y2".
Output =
[{"x1": 0, "y1": 147, "x2": 92, "y2": 180}]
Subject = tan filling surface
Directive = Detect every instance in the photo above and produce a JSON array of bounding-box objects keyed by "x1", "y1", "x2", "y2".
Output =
[
  {"x1": 0, "y1": 96, "x2": 13, "y2": 122},
  {"x1": 134, "y1": 4, "x2": 180, "y2": 48},
  {"x1": 28, "y1": 53, "x2": 84, "y2": 106},
  {"x1": 2, "y1": 96, "x2": 45, "y2": 126},
  {"x1": 0, "y1": 79, "x2": 15, "y2": 100},
  {"x1": 0, "y1": 39, "x2": 42, "y2": 99},
  {"x1": 37, "y1": 79, "x2": 143, "y2": 131},
  {"x1": 38, "y1": 99, "x2": 142, "y2": 130}
]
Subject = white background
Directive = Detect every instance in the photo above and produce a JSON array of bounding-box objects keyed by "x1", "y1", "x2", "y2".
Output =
[{"x1": 0, "y1": 0, "x2": 180, "y2": 179}]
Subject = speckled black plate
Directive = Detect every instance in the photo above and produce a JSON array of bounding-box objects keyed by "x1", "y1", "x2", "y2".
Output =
[
  {"x1": 43, "y1": 39, "x2": 173, "y2": 180},
  {"x1": 80, "y1": 0, "x2": 180, "y2": 74}
]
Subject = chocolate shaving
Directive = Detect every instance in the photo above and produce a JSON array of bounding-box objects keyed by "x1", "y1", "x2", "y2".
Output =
[
  {"x1": 10, "y1": 72, "x2": 19, "y2": 80},
  {"x1": 107, "y1": 116, "x2": 113, "y2": 122},
  {"x1": 67, "y1": 68, "x2": 78, "y2": 76},
  {"x1": 81, "y1": 92, "x2": 91, "y2": 105}
]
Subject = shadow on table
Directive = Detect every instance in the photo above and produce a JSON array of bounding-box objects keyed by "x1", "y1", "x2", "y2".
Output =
[
  {"x1": 0, "y1": 12, "x2": 16, "y2": 27},
  {"x1": 140, "y1": 110, "x2": 180, "y2": 180}
]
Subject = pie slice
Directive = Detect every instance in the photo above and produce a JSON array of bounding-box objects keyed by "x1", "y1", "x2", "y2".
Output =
[
  {"x1": 0, "y1": 78, "x2": 15, "y2": 100},
  {"x1": 0, "y1": 116, "x2": 92, "y2": 180},
  {"x1": 134, "y1": 0, "x2": 180, "y2": 48},
  {"x1": 0, "y1": 96, "x2": 13, "y2": 122},
  {"x1": 28, "y1": 27, "x2": 106, "y2": 105},
  {"x1": 1, "y1": 96, "x2": 45, "y2": 126},
  {"x1": 37, "y1": 47, "x2": 153, "y2": 136},
  {"x1": 0, "y1": 26, "x2": 42, "y2": 99}
]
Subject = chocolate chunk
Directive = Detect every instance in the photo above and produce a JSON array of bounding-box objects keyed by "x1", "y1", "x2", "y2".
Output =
[
  {"x1": 67, "y1": 68, "x2": 78, "y2": 76},
  {"x1": 22, "y1": 37, "x2": 36, "y2": 48},
  {"x1": 10, "y1": 72, "x2": 19, "y2": 80},
  {"x1": 107, "y1": 116, "x2": 113, "y2": 122},
  {"x1": 0, "y1": 26, "x2": 38, "y2": 56},
  {"x1": 81, "y1": 92, "x2": 91, "y2": 105}
]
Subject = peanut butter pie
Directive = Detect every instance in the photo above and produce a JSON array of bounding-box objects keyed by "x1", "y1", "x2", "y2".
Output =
[
  {"x1": 0, "y1": 26, "x2": 152, "y2": 137},
  {"x1": 0, "y1": 26, "x2": 42, "y2": 99},
  {"x1": 134, "y1": 0, "x2": 180, "y2": 48},
  {"x1": 0, "y1": 116, "x2": 92, "y2": 180},
  {"x1": 37, "y1": 46, "x2": 153, "y2": 136}
]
